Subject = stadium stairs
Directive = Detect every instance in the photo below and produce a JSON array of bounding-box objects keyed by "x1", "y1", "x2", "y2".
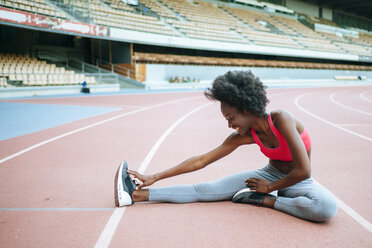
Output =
[
  {"x1": 36, "y1": 48, "x2": 144, "y2": 89},
  {"x1": 0, "y1": 51, "x2": 144, "y2": 98}
]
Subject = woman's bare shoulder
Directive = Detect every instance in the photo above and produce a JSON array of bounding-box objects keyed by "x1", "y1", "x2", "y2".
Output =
[
  {"x1": 270, "y1": 110, "x2": 305, "y2": 133},
  {"x1": 224, "y1": 131, "x2": 255, "y2": 146}
]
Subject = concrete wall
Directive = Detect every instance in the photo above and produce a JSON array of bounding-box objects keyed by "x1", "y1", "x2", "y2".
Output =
[
  {"x1": 285, "y1": 0, "x2": 331, "y2": 20},
  {"x1": 322, "y1": 7, "x2": 333, "y2": 20},
  {"x1": 144, "y1": 64, "x2": 372, "y2": 85},
  {"x1": 110, "y1": 28, "x2": 358, "y2": 62},
  {"x1": 286, "y1": 0, "x2": 318, "y2": 18}
]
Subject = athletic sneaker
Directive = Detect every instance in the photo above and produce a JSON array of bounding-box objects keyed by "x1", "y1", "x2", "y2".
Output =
[
  {"x1": 114, "y1": 161, "x2": 136, "y2": 207},
  {"x1": 232, "y1": 188, "x2": 273, "y2": 206}
]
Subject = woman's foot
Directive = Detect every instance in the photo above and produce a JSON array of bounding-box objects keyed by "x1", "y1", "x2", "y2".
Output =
[
  {"x1": 114, "y1": 161, "x2": 137, "y2": 207},
  {"x1": 232, "y1": 188, "x2": 276, "y2": 208},
  {"x1": 132, "y1": 189, "x2": 149, "y2": 202}
]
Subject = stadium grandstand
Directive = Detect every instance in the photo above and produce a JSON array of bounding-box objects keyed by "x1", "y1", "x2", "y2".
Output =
[{"x1": 0, "y1": 0, "x2": 371, "y2": 95}]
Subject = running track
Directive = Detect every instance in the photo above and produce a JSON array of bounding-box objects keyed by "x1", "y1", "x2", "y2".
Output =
[{"x1": 0, "y1": 86, "x2": 372, "y2": 247}]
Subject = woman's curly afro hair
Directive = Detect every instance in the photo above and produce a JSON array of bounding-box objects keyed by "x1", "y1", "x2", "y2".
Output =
[{"x1": 205, "y1": 70, "x2": 269, "y2": 117}]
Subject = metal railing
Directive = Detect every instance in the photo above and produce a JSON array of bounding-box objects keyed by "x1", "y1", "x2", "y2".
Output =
[
  {"x1": 66, "y1": 53, "x2": 145, "y2": 82},
  {"x1": 36, "y1": 49, "x2": 144, "y2": 83},
  {"x1": 0, "y1": 72, "x2": 103, "y2": 87}
]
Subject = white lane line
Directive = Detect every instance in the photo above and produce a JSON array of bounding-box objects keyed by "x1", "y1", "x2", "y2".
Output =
[
  {"x1": 360, "y1": 91, "x2": 372, "y2": 103},
  {"x1": 0, "y1": 96, "x2": 201, "y2": 165},
  {"x1": 94, "y1": 102, "x2": 213, "y2": 248},
  {"x1": 337, "y1": 124, "x2": 372, "y2": 127},
  {"x1": 314, "y1": 180, "x2": 372, "y2": 234},
  {"x1": 94, "y1": 207, "x2": 126, "y2": 248},
  {"x1": 295, "y1": 93, "x2": 372, "y2": 143},
  {"x1": 137, "y1": 102, "x2": 211, "y2": 174},
  {"x1": 330, "y1": 92, "x2": 372, "y2": 116},
  {"x1": 336, "y1": 199, "x2": 372, "y2": 234},
  {"x1": 0, "y1": 208, "x2": 115, "y2": 211},
  {"x1": 296, "y1": 93, "x2": 372, "y2": 233}
]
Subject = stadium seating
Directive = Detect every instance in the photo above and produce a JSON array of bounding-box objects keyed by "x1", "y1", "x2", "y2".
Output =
[
  {"x1": 139, "y1": 0, "x2": 176, "y2": 19},
  {"x1": 2, "y1": 0, "x2": 67, "y2": 18},
  {"x1": 0, "y1": 0, "x2": 371, "y2": 87},
  {"x1": 0, "y1": 53, "x2": 96, "y2": 86},
  {"x1": 2, "y1": 0, "x2": 371, "y2": 57},
  {"x1": 90, "y1": 0, "x2": 177, "y2": 36}
]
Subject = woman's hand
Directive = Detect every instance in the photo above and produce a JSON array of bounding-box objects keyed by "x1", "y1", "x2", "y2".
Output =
[
  {"x1": 127, "y1": 169, "x2": 157, "y2": 190},
  {"x1": 245, "y1": 178, "x2": 272, "y2": 193}
]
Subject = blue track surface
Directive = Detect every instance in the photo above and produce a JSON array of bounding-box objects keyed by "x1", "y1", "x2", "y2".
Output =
[{"x1": 0, "y1": 102, "x2": 120, "y2": 141}]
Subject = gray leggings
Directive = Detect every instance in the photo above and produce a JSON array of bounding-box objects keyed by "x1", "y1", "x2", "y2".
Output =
[{"x1": 149, "y1": 164, "x2": 338, "y2": 222}]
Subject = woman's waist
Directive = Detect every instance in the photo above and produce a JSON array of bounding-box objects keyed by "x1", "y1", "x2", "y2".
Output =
[
  {"x1": 268, "y1": 147, "x2": 311, "y2": 174},
  {"x1": 269, "y1": 159, "x2": 294, "y2": 174}
]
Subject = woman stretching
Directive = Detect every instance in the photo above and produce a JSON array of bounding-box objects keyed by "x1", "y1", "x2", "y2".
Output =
[{"x1": 114, "y1": 70, "x2": 338, "y2": 222}]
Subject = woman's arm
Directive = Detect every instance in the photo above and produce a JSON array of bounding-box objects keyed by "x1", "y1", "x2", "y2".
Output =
[
  {"x1": 128, "y1": 132, "x2": 254, "y2": 189},
  {"x1": 247, "y1": 111, "x2": 311, "y2": 193},
  {"x1": 268, "y1": 111, "x2": 311, "y2": 191}
]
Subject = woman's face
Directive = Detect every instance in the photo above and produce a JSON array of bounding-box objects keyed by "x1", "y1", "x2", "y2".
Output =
[{"x1": 220, "y1": 102, "x2": 253, "y2": 136}]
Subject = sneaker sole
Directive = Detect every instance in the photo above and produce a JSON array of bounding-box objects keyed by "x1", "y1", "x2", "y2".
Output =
[
  {"x1": 233, "y1": 189, "x2": 269, "y2": 206},
  {"x1": 232, "y1": 188, "x2": 254, "y2": 203},
  {"x1": 114, "y1": 161, "x2": 132, "y2": 207},
  {"x1": 232, "y1": 188, "x2": 252, "y2": 202}
]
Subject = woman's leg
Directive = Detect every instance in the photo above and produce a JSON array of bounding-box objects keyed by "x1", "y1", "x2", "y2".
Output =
[
  {"x1": 132, "y1": 165, "x2": 338, "y2": 221},
  {"x1": 274, "y1": 180, "x2": 338, "y2": 222},
  {"x1": 135, "y1": 167, "x2": 275, "y2": 204}
]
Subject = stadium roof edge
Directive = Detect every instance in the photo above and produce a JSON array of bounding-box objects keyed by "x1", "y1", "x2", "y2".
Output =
[
  {"x1": 0, "y1": 20, "x2": 361, "y2": 63},
  {"x1": 299, "y1": 0, "x2": 372, "y2": 20}
]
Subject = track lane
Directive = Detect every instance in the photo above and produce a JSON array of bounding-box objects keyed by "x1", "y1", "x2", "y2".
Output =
[
  {"x1": 360, "y1": 91, "x2": 372, "y2": 103},
  {"x1": 0, "y1": 92, "x2": 207, "y2": 248},
  {"x1": 95, "y1": 102, "x2": 213, "y2": 248},
  {"x1": 0, "y1": 96, "x2": 207, "y2": 208},
  {"x1": 293, "y1": 87, "x2": 372, "y2": 224},
  {"x1": 331, "y1": 91, "x2": 372, "y2": 116},
  {"x1": 1, "y1": 88, "x2": 372, "y2": 248},
  {"x1": 110, "y1": 87, "x2": 372, "y2": 248},
  {"x1": 0, "y1": 92, "x2": 201, "y2": 158}
]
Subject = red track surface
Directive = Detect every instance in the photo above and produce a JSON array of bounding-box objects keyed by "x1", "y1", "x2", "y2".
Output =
[{"x1": 1, "y1": 87, "x2": 372, "y2": 247}]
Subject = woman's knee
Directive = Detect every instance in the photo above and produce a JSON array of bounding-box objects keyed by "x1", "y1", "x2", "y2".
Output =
[
  {"x1": 320, "y1": 197, "x2": 338, "y2": 221},
  {"x1": 277, "y1": 194, "x2": 338, "y2": 221},
  {"x1": 295, "y1": 184, "x2": 338, "y2": 221},
  {"x1": 309, "y1": 197, "x2": 338, "y2": 222}
]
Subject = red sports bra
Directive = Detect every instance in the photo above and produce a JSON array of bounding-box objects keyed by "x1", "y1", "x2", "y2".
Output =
[{"x1": 251, "y1": 114, "x2": 311, "y2": 161}]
